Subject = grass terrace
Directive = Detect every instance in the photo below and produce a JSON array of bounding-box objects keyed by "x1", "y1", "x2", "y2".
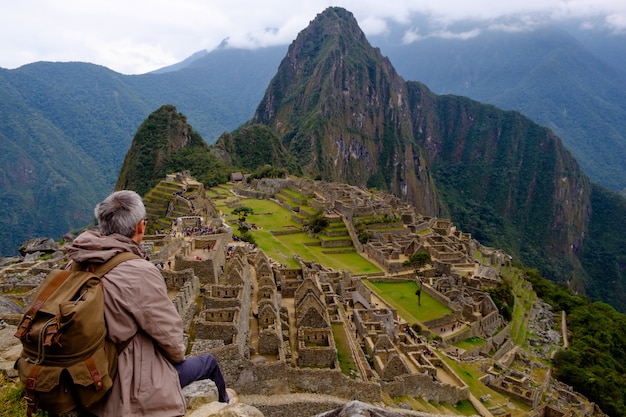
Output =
[
  {"x1": 437, "y1": 354, "x2": 532, "y2": 417},
  {"x1": 211, "y1": 191, "x2": 381, "y2": 274},
  {"x1": 364, "y1": 280, "x2": 452, "y2": 323}
]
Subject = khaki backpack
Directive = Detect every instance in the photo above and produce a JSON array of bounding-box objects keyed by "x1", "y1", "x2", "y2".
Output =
[{"x1": 14, "y1": 251, "x2": 140, "y2": 416}]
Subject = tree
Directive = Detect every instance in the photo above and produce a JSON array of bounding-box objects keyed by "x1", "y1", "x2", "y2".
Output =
[
  {"x1": 404, "y1": 252, "x2": 431, "y2": 306},
  {"x1": 232, "y1": 206, "x2": 254, "y2": 223},
  {"x1": 304, "y1": 210, "x2": 329, "y2": 234}
]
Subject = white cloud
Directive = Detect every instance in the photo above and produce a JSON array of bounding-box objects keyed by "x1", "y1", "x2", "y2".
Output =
[
  {"x1": 1, "y1": 0, "x2": 625, "y2": 74},
  {"x1": 606, "y1": 13, "x2": 626, "y2": 33},
  {"x1": 402, "y1": 29, "x2": 423, "y2": 44}
]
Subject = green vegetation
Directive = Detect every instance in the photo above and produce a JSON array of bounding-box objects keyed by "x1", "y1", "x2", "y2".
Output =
[
  {"x1": 303, "y1": 210, "x2": 329, "y2": 234},
  {"x1": 0, "y1": 376, "x2": 27, "y2": 417},
  {"x1": 215, "y1": 124, "x2": 297, "y2": 174},
  {"x1": 212, "y1": 194, "x2": 380, "y2": 274},
  {"x1": 116, "y1": 105, "x2": 232, "y2": 195},
  {"x1": 364, "y1": 280, "x2": 451, "y2": 322},
  {"x1": 332, "y1": 323, "x2": 359, "y2": 377},
  {"x1": 579, "y1": 184, "x2": 626, "y2": 310},
  {"x1": 403, "y1": 252, "x2": 431, "y2": 271},
  {"x1": 453, "y1": 337, "x2": 486, "y2": 352},
  {"x1": 524, "y1": 269, "x2": 626, "y2": 417},
  {"x1": 485, "y1": 282, "x2": 514, "y2": 321}
]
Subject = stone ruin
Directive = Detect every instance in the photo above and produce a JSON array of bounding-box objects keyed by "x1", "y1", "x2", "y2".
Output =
[{"x1": 0, "y1": 176, "x2": 604, "y2": 417}]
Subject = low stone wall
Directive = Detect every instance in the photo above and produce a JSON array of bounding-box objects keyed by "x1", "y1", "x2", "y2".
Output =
[
  {"x1": 175, "y1": 257, "x2": 216, "y2": 283},
  {"x1": 151, "y1": 236, "x2": 184, "y2": 262},
  {"x1": 234, "y1": 188, "x2": 273, "y2": 200},
  {"x1": 271, "y1": 229, "x2": 302, "y2": 236},
  {"x1": 421, "y1": 283, "x2": 455, "y2": 310},
  {"x1": 322, "y1": 249, "x2": 356, "y2": 254},
  {"x1": 381, "y1": 371, "x2": 469, "y2": 404},
  {"x1": 247, "y1": 395, "x2": 348, "y2": 417},
  {"x1": 423, "y1": 313, "x2": 458, "y2": 330},
  {"x1": 290, "y1": 368, "x2": 381, "y2": 403},
  {"x1": 320, "y1": 238, "x2": 353, "y2": 248},
  {"x1": 493, "y1": 338, "x2": 515, "y2": 362}
]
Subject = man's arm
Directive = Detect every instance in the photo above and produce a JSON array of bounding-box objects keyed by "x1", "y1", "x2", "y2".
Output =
[{"x1": 126, "y1": 259, "x2": 186, "y2": 363}]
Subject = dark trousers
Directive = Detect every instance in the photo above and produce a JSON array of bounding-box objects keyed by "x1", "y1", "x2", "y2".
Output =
[{"x1": 174, "y1": 353, "x2": 229, "y2": 403}]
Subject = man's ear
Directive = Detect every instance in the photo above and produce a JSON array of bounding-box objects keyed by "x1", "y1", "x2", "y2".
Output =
[{"x1": 132, "y1": 219, "x2": 146, "y2": 243}]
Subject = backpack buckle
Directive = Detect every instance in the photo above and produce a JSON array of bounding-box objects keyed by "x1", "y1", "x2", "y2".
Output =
[
  {"x1": 14, "y1": 315, "x2": 33, "y2": 339},
  {"x1": 43, "y1": 318, "x2": 61, "y2": 347}
]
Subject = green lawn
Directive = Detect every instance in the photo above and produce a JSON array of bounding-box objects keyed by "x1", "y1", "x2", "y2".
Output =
[
  {"x1": 332, "y1": 323, "x2": 359, "y2": 377},
  {"x1": 212, "y1": 192, "x2": 381, "y2": 274},
  {"x1": 364, "y1": 280, "x2": 452, "y2": 323},
  {"x1": 438, "y1": 354, "x2": 533, "y2": 416},
  {"x1": 454, "y1": 337, "x2": 486, "y2": 351}
]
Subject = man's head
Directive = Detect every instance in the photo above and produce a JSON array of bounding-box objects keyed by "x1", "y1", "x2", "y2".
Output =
[{"x1": 95, "y1": 190, "x2": 146, "y2": 240}]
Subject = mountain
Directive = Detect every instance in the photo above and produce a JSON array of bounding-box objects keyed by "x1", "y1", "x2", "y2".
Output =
[
  {"x1": 0, "y1": 47, "x2": 283, "y2": 255},
  {"x1": 249, "y1": 7, "x2": 438, "y2": 215},
  {"x1": 219, "y1": 7, "x2": 626, "y2": 312},
  {"x1": 372, "y1": 25, "x2": 626, "y2": 193},
  {"x1": 1, "y1": 7, "x2": 626, "y2": 312},
  {"x1": 115, "y1": 104, "x2": 231, "y2": 196},
  {"x1": 2, "y1": 14, "x2": 625, "y2": 257}
]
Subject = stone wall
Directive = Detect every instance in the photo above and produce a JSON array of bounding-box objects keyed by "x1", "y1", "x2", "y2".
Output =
[
  {"x1": 297, "y1": 327, "x2": 336, "y2": 367},
  {"x1": 176, "y1": 256, "x2": 216, "y2": 283},
  {"x1": 381, "y1": 372, "x2": 469, "y2": 404},
  {"x1": 320, "y1": 238, "x2": 353, "y2": 248},
  {"x1": 151, "y1": 235, "x2": 184, "y2": 263},
  {"x1": 258, "y1": 328, "x2": 282, "y2": 355},
  {"x1": 290, "y1": 368, "x2": 382, "y2": 403}
]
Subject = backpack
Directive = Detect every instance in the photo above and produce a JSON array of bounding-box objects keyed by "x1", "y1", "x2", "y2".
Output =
[{"x1": 14, "y1": 251, "x2": 140, "y2": 416}]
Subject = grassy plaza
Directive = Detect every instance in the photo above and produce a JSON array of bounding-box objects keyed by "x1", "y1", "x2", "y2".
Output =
[
  {"x1": 364, "y1": 280, "x2": 452, "y2": 323},
  {"x1": 211, "y1": 189, "x2": 382, "y2": 274}
]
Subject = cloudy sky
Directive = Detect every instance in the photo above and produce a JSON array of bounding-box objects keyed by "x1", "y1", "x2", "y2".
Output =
[{"x1": 2, "y1": 0, "x2": 625, "y2": 75}]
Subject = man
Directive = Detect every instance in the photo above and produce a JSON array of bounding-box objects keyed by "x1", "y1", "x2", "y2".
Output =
[{"x1": 67, "y1": 190, "x2": 233, "y2": 416}]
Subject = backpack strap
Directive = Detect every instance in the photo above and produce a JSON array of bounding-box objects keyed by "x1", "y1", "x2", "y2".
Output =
[
  {"x1": 24, "y1": 363, "x2": 42, "y2": 417},
  {"x1": 14, "y1": 270, "x2": 73, "y2": 339},
  {"x1": 92, "y1": 252, "x2": 142, "y2": 277},
  {"x1": 14, "y1": 252, "x2": 140, "y2": 341}
]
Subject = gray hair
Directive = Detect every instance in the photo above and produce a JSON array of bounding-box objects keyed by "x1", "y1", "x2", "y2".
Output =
[{"x1": 95, "y1": 190, "x2": 146, "y2": 238}]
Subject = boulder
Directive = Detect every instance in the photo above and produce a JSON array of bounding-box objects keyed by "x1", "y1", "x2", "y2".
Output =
[
  {"x1": 0, "y1": 297, "x2": 23, "y2": 315},
  {"x1": 19, "y1": 237, "x2": 60, "y2": 255}
]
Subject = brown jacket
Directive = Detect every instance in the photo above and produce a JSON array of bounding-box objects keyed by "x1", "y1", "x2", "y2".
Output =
[{"x1": 67, "y1": 230, "x2": 186, "y2": 416}]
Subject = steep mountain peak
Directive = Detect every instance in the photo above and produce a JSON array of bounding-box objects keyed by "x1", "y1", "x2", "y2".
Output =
[
  {"x1": 252, "y1": 7, "x2": 439, "y2": 215},
  {"x1": 296, "y1": 7, "x2": 369, "y2": 50}
]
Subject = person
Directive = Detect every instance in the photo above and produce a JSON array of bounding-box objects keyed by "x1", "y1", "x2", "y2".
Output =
[{"x1": 67, "y1": 190, "x2": 233, "y2": 416}]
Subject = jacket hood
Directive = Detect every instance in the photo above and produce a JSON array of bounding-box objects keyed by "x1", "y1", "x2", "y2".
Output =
[{"x1": 67, "y1": 229, "x2": 148, "y2": 264}]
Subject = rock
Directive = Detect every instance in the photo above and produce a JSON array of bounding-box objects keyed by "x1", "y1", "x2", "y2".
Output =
[
  {"x1": 23, "y1": 251, "x2": 44, "y2": 262},
  {"x1": 183, "y1": 379, "x2": 220, "y2": 410},
  {"x1": 0, "y1": 323, "x2": 22, "y2": 378},
  {"x1": 314, "y1": 400, "x2": 409, "y2": 417},
  {"x1": 19, "y1": 237, "x2": 60, "y2": 256},
  {"x1": 397, "y1": 402, "x2": 413, "y2": 410},
  {"x1": 0, "y1": 297, "x2": 23, "y2": 315},
  {"x1": 186, "y1": 403, "x2": 264, "y2": 417},
  {"x1": 61, "y1": 233, "x2": 76, "y2": 243},
  {"x1": 0, "y1": 256, "x2": 23, "y2": 267}
]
